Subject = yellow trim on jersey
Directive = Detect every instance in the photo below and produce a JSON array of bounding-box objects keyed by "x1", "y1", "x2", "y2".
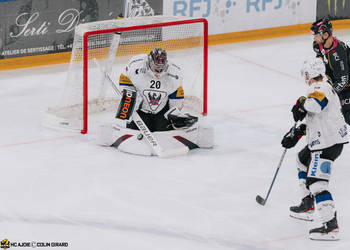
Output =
[
  {"x1": 308, "y1": 90, "x2": 328, "y2": 110},
  {"x1": 176, "y1": 86, "x2": 184, "y2": 98},
  {"x1": 169, "y1": 86, "x2": 184, "y2": 99},
  {"x1": 308, "y1": 90, "x2": 326, "y2": 101},
  {"x1": 119, "y1": 73, "x2": 133, "y2": 86}
]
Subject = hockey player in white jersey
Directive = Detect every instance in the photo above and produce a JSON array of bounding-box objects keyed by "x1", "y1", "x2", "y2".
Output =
[
  {"x1": 118, "y1": 48, "x2": 196, "y2": 132},
  {"x1": 281, "y1": 57, "x2": 348, "y2": 240},
  {"x1": 97, "y1": 48, "x2": 214, "y2": 156}
]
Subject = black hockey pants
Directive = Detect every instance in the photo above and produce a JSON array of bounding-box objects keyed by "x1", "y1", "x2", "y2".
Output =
[{"x1": 339, "y1": 87, "x2": 350, "y2": 125}]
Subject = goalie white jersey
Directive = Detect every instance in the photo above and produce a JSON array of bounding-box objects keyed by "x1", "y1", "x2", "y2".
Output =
[
  {"x1": 304, "y1": 79, "x2": 348, "y2": 150},
  {"x1": 119, "y1": 54, "x2": 184, "y2": 114}
]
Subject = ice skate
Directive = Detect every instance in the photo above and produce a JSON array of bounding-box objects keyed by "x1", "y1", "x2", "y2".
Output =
[
  {"x1": 309, "y1": 214, "x2": 339, "y2": 241},
  {"x1": 290, "y1": 195, "x2": 314, "y2": 221}
]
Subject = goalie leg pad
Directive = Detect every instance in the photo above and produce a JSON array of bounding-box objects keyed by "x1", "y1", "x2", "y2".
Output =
[
  {"x1": 97, "y1": 123, "x2": 154, "y2": 155},
  {"x1": 197, "y1": 124, "x2": 214, "y2": 148},
  {"x1": 97, "y1": 123, "x2": 120, "y2": 146},
  {"x1": 97, "y1": 122, "x2": 214, "y2": 156},
  {"x1": 156, "y1": 124, "x2": 214, "y2": 149}
]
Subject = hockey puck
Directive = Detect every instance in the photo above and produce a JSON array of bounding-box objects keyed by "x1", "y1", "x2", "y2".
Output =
[{"x1": 137, "y1": 134, "x2": 143, "y2": 140}]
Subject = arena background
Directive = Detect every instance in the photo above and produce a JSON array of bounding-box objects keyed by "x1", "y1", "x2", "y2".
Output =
[{"x1": 0, "y1": 0, "x2": 349, "y2": 69}]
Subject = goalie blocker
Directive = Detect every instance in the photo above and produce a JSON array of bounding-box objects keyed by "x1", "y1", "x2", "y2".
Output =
[{"x1": 115, "y1": 89, "x2": 138, "y2": 121}]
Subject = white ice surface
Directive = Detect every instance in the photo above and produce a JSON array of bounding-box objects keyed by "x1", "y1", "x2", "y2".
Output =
[{"x1": 1, "y1": 30, "x2": 350, "y2": 250}]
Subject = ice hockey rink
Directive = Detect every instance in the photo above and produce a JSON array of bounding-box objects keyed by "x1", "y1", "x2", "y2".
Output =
[{"x1": 1, "y1": 30, "x2": 350, "y2": 250}]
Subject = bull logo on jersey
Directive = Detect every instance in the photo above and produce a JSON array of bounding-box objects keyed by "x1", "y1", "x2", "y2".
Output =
[
  {"x1": 148, "y1": 92, "x2": 161, "y2": 105},
  {"x1": 143, "y1": 90, "x2": 167, "y2": 111}
]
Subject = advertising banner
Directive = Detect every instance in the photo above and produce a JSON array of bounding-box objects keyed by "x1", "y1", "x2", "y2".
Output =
[
  {"x1": 317, "y1": 0, "x2": 350, "y2": 20},
  {"x1": 0, "y1": 0, "x2": 163, "y2": 59},
  {"x1": 164, "y1": 0, "x2": 316, "y2": 35}
]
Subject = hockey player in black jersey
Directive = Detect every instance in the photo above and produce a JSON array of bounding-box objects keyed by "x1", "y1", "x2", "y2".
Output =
[{"x1": 311, "y1": 17, "x2": 350, "y2": 125}]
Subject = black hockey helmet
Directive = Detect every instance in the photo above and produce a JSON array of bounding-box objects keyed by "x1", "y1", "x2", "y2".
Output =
[
  {"x1": 148, "y1": 48, "x2": 168, "y2": 73},
  {"x1": 311, "y1": 17, "x2": 333, "y2": 36}
]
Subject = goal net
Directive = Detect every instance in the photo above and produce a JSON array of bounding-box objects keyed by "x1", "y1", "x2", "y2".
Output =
[{"x1": 43, "y1": 16, "x2": 208, "y2": 134}]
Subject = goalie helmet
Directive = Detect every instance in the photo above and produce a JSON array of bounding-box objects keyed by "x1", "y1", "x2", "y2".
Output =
[
  {"x1": 148, "y1": 48, "x2": 168, "y2": 74},
  {"x1": 301, "y1": 57, "x2": 325, "y2": 83},
  {"x1": 311, "y1": 17, "x2": 333, "y2": 36}
]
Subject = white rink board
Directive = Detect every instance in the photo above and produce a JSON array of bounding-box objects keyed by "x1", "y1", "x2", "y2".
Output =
[{"x1": 164, "y1": 0, "x2": 316, "y2": 34}]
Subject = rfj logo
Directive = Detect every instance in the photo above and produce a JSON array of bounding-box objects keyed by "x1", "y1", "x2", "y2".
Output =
[
  {"x1": 1, "y1": 239, "x2": 9, "y2": 250},
  {"x1": 173, "y1": 0, "x2": 299, "y2": 19}
]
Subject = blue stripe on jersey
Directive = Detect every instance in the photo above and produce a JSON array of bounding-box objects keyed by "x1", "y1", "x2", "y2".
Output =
[
  {"x1": 315, "y1": 192, "x2": 333, "y2": 204},
  {"x1": 309, "y1": 97, "x2": 328, "y2": 110},
  {"x1": 298, "y1": 171, "x2": 307, "y2": 180},
  {"x1": 169, "y1": 90, "x2": 184, "y2": 99},
  {"x1": 119, "y1": 83, "x2": 133, "y2": 86}
]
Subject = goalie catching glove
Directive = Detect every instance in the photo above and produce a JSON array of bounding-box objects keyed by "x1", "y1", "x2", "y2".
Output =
[
  {"x1": 164, "y1": 107, "x2": 198, "y2": 129},
  {"x1": 281, "y1": 124, "x2": 306, "y2": 149}
]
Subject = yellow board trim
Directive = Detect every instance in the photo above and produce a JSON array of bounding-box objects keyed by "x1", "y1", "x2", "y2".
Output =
[{"x1": 1, "y1": 19, "x2": 350, "y2": 71}]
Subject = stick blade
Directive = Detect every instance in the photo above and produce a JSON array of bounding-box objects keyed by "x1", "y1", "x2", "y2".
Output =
[{"x1": 256, "y1": 195, "x2": 266, "y2": 206}]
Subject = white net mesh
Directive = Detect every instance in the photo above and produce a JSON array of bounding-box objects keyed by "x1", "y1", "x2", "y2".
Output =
[{"x1": 44, "y1": 16, "x2": 207, "y2": 133}]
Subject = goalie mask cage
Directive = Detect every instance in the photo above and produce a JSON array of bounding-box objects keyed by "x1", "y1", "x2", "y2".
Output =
[{"x1": 43, "y1": 16, "x2": 208, "y2": 134}]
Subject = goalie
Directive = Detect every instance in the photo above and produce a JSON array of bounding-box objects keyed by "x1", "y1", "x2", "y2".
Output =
[{"x1": 97, "y1": 48, "x2": 214, "y2": 156}]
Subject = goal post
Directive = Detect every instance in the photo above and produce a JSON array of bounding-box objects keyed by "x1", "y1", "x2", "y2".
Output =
[{"x1": 43, "y1": 16, "x2": 208, "y2": 134}]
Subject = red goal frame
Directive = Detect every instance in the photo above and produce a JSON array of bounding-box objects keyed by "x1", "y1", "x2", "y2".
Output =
[{"x1": 81, "y1": 18, "x2": 208, "y2": 134}]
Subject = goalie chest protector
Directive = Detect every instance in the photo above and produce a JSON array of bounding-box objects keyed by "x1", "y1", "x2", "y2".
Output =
[{"x1": 116, "y1": 89, "x2": 137, "y2": 120}]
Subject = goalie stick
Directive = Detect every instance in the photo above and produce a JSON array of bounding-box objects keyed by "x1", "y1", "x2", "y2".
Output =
[
  {"x1": 256, "y1": 123, "x2": 297, "y2": 206},
  {"x1": 93, "y1": 58, "x2": 189, "y2": 158}
]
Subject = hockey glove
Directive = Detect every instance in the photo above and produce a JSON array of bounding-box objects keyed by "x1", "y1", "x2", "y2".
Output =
[
  {"x1": 281, "y1": 124, "x2": 306, "y2": 149},
  {"x1": 168, "y1": 113, "x2": 198, "y2": 129},
  {"x1": 292, "y1": 96, "x2": 307, "y2": 122},
  {"x1": 164, "y1": 107, "x2": 198, "y2": 129}
]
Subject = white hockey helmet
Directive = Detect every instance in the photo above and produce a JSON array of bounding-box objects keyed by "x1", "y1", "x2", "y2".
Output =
[
  {"x1": 301, "y1": 57, "x2": 325, "y2": 82},
  {"x1": 148, "y1": 48, "x2": 168, "y2": 74}
]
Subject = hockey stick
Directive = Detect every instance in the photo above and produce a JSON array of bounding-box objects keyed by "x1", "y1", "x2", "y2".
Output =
[
  {"x1": 256, "y1": 123, "x2": 297, "y2": 206},
  {"x1": 93, "y1": 58, "x2": 188, "y2": 158}
]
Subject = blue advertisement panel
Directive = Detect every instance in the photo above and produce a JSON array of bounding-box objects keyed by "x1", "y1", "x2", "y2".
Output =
[{"x1": 164, "y1": 0, "x2": 316, "y2": 35}]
